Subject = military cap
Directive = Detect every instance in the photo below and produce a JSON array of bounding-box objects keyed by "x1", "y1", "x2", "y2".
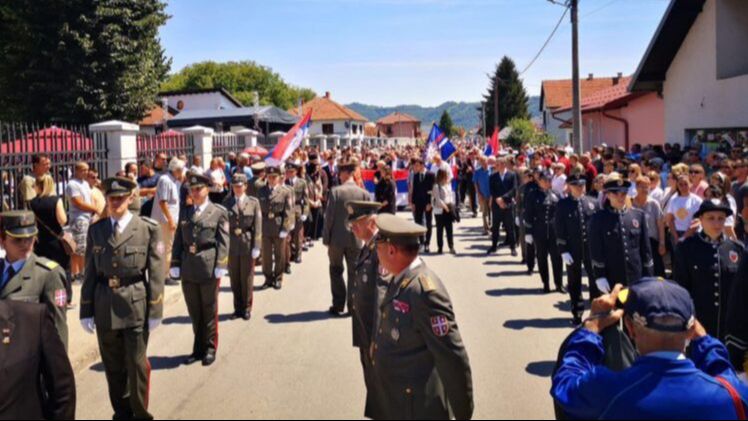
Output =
[
  {"x1": 187, "y1": 173, "x2": 211, "y2": 188},
  {"x1": 266, "y1": 166, "x2": 282, "y2": 176},
  {"x1": 375, "y1": 214, "x2": 426, "y2": 247},
  {"x1": 603, "y1": 177, "x2": 631, "y2": 192},
  {"x1": 534, "y1": 169, "x2": 553, "y2": 181},
  {"x1": 347, "y1": 201, "x2": 382, "y2": 222},
  {"x1": 694, "y1": 199, "x2": 733, "y2": 219},
  {"x1": 0, "y1": 210, "x2": 38, "y2": 238},
  {"x1": 103, "y1": 177, "x2": 137, "y2": 197},
  {"x1": 251, "y1": 162, "x2": 267, "y2": 173},
  {"x1": 624, "y1": 277, "x2": 695, "y2": 333},
  {"x1": 566, "y1": 173, "x2": 586, "y2": 186},
  {"x1": 339, "y1": 161, "x2": 358, "y2": 173},
  {"x1": 231, "y1": 173, "x2": 248, "y2": 185},
  {"x1": 285, "y1": 162, "x2": 299, "y2": 171}
]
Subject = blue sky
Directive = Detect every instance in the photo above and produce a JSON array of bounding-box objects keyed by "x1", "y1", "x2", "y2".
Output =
[{"x1": 160, "y1": 0, "x2": 670, "y2": 106}]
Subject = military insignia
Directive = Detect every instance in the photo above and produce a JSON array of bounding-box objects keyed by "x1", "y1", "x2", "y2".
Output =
[
  {"x1": 269, "y1": 213, "x2": 275, "y2": 219},
  {"x1": 391, "y1": 328, "x2": 400, "y2": 341},
  {"x1": 54, "y1": 289, "x2": 67, "y2": 308},
  {"x1": 378, "y1": 265, "x2": 390, "y2": 277},
  {"x1": 156, "y1": 241, "x2": 165, "y2": 255},
  {"x1": 189, "y1": 245, "x2": 197, "y2": 254},
  {"x1": 44, "y1": 260, "x2": 59, "y2": 270},
  {"x1": 191, "y1": 177, "x2": 197, "y2": 184},
  {"x1": 234, "y1": 228, "x2": 243, "y2": 236},
  {"x1": 588, "y1": 203, "x2": 595, "y2": 210},
  {"x1": 632, "y1": 219, "x2": 640, "y2": 229},
  {"x1": 2, "y1": 329, "x2": 10, "y2": 345},
  {"x1": 617, "y1": 180, "x2": 624, "y2": 187},
  {"x1": 419, "y1": 275, "x2": 436, "y2": 292},
  {"x1": 112, "y1": 181, "x2": 121, "y2": 189},
  {"x1": 430, "y1": 316, "x2": 450, "y2": 337},
  {"x1": 347, "y1": 205, "x2": 354, "y2": 215},
  {"x1": 393, "y1": 299, "x2": 410, "y2": 314},
  {"x1": 730, "y1": 251, "x2": 740, "y2": 264}
]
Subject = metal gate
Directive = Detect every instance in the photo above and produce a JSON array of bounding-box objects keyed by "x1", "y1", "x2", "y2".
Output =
[
  {"x1": 212, "y1": 132, "x2": 245, "y2": 159},
  {"x1": 136, "y1": 130, "x2": 194, "y2": 165}
]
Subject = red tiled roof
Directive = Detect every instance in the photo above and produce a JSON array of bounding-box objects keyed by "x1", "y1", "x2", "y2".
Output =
[
  {"x1": 289, "y1": 93, "x2": 368, "y2": 122},
  {"x1": 376, "y1": 112, "x2": 421, "y2": 125},
  {"x1": 555, "y1": 76, "x2": 645, "y2": 113},
  {"x1": 140, "y1": 105, "x2": 173, "y2": 126},
  {"x1": 541, "y1": 76, "x2": 625, "y2": 110}
]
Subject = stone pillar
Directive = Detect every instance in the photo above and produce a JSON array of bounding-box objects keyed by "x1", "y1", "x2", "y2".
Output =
[
  {"x1": 236, "y1": 129, "x2": 259, "y2": 148},
  {"x1": 329, "y1": 135, "x2": 341, "y2": 149},
  {"x1": 182, "y1": 126, "x2": 214, "y2": 171},
  {"x1": 313, "y1": 135, "x2": 328, "y2": 151},
  {"x1": 89, "y1": 120, "x2": 140, "y2": 178}
]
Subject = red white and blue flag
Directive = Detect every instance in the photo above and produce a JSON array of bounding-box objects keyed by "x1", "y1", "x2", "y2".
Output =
[
  {"x1": 361, "y1": 169, "x2": 410, "y2": 207},
  {"x1": 484, "y1": 127, "x2": 501, "y2": 157},
  {"x1": 266, "y1": 110, "x2": 312, "y2": 167}
]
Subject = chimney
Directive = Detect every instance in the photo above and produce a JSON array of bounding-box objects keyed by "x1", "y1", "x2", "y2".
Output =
[
  {"x1": 587, "y1": 73, "x2": 594, "y2": 81},
  {"x1": 325, "y1": 92, "x2": 331, "y2": 99},
  {"x1": 613, "y1": 72, "x2": 624, "y2": 85}
]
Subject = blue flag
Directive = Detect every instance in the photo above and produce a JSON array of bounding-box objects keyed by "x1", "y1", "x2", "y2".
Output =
[{"x1": 426, "y1": 124, "x2": 457, "y2": 162}]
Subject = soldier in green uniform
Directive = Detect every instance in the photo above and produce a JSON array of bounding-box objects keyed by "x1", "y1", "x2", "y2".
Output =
[
  {"x1": 258, "y1": 167, "x2": 294, "y2": 290},
  {"x1": 171, "y1": 173, "x2": 230, "y2": 367},
  {"x1": 79, "y1": 177, "x2": 165, "y2": 420},
  {"x1": 0, "y1": 211, "x2": 68, "y2": 349},
  {"x1": 281, "y1": 170, "x2": 297, "y2": 276},
  {"x1": 371, "y1": 214, "x2": 473, "y2": 420},
  {"x1": 223, "y1": 174, "x2": 262, "y2": 321},
  {"x1": 248, "y1": 162, "x2": 267, "y2": 199},
  {"x1": 347, "y1": 200, "x2": 388, "y2": 420},
  {"x1": 285, "y1": 163, "x2": 309, "y2": 265}
]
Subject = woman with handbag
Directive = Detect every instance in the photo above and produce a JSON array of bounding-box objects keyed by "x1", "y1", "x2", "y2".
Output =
[
  {"x1": 29, "y1": 174, "x2": 73, "y2": 308},
  {"x1": 432, "y1": 169, "x2": 456, "y2": 255}
]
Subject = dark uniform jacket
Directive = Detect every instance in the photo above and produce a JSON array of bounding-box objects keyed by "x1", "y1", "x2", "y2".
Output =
[
  {"x1": 172, "y1": 203, "x2": 230, "y2": 284},
  {"x1": 589, "y1": 206, "x2": 654, "y2": 286},
  {"x1": 674, "y1": 233, "x2": 744, "y2": 340},
  {"x1": 371, "y1": 261, "x2": 473, "y2": 420},
  {"x1": 489, "y1": 170, "x2": 518, "y2": 207},
  {"x1": 411, "y1": 171, "x2": 435, "y2": 207},
  {"x1": 351, "y1": 239, "x2": 385, "y2": 349},
  {"x1": 223, "y1": 195, "x2": 262, "y2": 256},
  {"x1": 555, "y1": 195, "x2": 599, "y2": 258},
  {"x1": 516, "y1": 181, "x2": 538, "y2": 217},
  {"x1": 524, "y1": 188, "x2": 561, "y2": 240},
  {"x1": 81, "y1": 216, "x2": 165, "y2": 331},
  {"x1": 726, "y1": 247, "x2": 748, "y2": 372},
  {"x1": 1, "y1": 254, "x2": 68, "y2": 348},
  {"x1": 323, "y1": 181, "x2": 370, "y2": 249},
  {"x1": 0, "y1": 300, "x2": 75, "y2": 420},
  {"x1": 258, "y1": 185, "x2": 294, "y2": 238},
  {"x1": 286, "y1": 177, "x2": 310, "y2": 220}
]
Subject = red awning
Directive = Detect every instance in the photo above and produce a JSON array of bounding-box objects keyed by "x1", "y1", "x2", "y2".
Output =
[{"x1": 1, "y1": 127, "x2": 93, "y2": 154}]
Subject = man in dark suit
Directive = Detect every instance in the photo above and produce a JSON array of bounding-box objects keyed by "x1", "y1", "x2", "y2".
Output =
[
  {"x1": 0, "y1": 300, "x2": 75, "y2": 420},
  {"x1": 409, "y1": 158, "x2": 435, "y2": 253},
  {"x1": 488, "y1": 157, "x2": 518, "y2": 256}
]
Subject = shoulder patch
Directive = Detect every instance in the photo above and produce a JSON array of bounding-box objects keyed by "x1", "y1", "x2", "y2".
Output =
[{"x1": 418, "y1": 274, "x2": 436, "y2": 293}]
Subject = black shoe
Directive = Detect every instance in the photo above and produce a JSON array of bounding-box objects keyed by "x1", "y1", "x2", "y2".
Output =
[
  {"x1": 556, "y1": 285, "x2": 568, "y2": 294},
  {"x1": 230, "y1": 313, "x2": 240, "y2": 321},
  {"x1": 328, "y1": 306, "x2": 344, "y2": 317},
  {"x1": 511, "y1": 249, "x2": 518, "y2": 257},
  {"x1": 572, "y1": 316, "x2": 583, "y2": 326},
  {"x1": 543, "y1": 286, "x2": 551, "y2": 294},
  {"x1": 437, "y1": 249, "x2": 443, "y2": 255},
  {"x1": 486, "y1": 247, "x2": 497, "y2": 255},
  {"x1": 183, "y1": 354, "x2": 202, "y2": 365},
  {"x1": 424, "y1": 247, "x2": 430, "y2": 254},
  {"x1": 285, "y1": 267, "x2": 292, "y2": 275},
  {"x1": 294, "y1": 257, "x2": 302, "y2": 264},
  {"x1": 202, "y1": 352, "x2": 216, "y2": 366},
  {"x1": 261, "y1": 281, "x2": 273, "y2": 290},
  {"x1": 449, "y1": 248, "x2": 456, "y2": 255},
  {"x1": 242, "y1": 312, "x2": 252, "y2": 321},
  {"x1": 274, "y1": 281, "x2": 282, "y2": 290}
]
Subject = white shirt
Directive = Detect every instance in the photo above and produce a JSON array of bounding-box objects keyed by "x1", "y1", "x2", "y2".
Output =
[
  {"x1": 666, "y1": 194, "x2": 703, "y2": 232},
  {"x1": 110, "y1": 212, "x2": 133, "y2": 234},
  {"x1": 552, "y1": 174, "x2": 567, "y2": 197},
  {"x1": 194, "y1": 201, "x2": 210, "y2": 216}
]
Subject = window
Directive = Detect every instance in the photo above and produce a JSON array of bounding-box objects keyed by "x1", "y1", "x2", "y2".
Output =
[{"x1": 322, "y1": 124, "x2": 334, "y2": 135}]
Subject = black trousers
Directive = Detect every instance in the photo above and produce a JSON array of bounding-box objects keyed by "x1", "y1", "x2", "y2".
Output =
[
  {"x1": 97, "y1": 327, "x2": 152, "y2": 420},
  {"x1": 649, "y1": 238, "x2": 666, "y2": 277},
  {"x1": 182, "y1": 280, "x2": 220, "y2": 358},
  {"x1": 566, "y1": 252, "x2": 594, "y2": 318},
  {"x1": 413, "y1": 203, "x2": 433, "y2": 247},
  {"x1": 491, "y1": 204, "x2": 516, "y2": 248},
  {"x1": 328, "y1": 245, "x2": 359, "y2": 311},
  {"x1": 534, "y1": 230, "x2": 563, "y2": 289},
  {"x1": 435, "y1": 213, "x2": 454, "y2": 251}
]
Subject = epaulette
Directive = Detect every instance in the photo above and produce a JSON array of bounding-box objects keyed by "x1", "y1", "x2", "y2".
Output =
[
  {"x1": 35, "y1": 257, "x2": 59, "y2": 271},
  {"x1": 418, "y1": 274, "x2": 437, "y2": 293},
  {"x1": 213, "y1": 203, "x2": 227, "y2": 212},
  {"x1": 141, "y1": 216, "x2": 159, "y2": 227}
]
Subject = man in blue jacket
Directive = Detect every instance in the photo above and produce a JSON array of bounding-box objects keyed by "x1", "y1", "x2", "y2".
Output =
[{"x1": 552, "y1": 277, "x2": 748, "y2": 420}]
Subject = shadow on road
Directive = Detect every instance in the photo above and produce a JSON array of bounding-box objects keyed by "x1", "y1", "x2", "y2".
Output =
[
  {"x1": 526, "y1": 361, "x2": 556, "y2": 378},
  {"x1": 503, "y1": 318, "x2": 572, "y2": 330},
  {"x1": 90, "y1": 355, "x2": 188, "y2": 373},
  {"x1": 264, "y1": 311, "x2": 338, "y2": 324},
  {"x1": 483, "y1": 260, "x2": 523, "y2": 266},
  {"x1": 164, "y1": 314, "x2": 235, "y2": 325},
  {"x1": 487, "y1": 270, "x2": 531, "y2": 278},
  {"x1": 486, "y1": 287, "x2": 546, "y2": 297}
]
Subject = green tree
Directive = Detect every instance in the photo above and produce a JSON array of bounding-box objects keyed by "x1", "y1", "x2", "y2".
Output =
[
  {"x1": 0, "y1": 0, "x2": 171, "y2": 122},
  {"x1": 161, "y1": 61, "x2": 316, "y2": 110},
  {"x1": 504, "y1": 118, "x2": 553, "y2": 149},
  {"x1": 482, "y1": 56, "x2": 529, "y2": 134},
  {"x1": 439, "y1": 110, "x2": 455, "y2": 138}
]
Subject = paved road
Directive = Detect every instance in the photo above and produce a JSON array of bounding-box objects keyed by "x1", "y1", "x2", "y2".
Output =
[{"x1": 75, "y1": 213, "x2": 577, "y2": 419}]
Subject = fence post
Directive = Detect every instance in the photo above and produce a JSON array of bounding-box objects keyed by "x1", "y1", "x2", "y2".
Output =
[
  {"x1": 183, "y1": 126, "x2": 214, "y2": 171},
  {"x1": 236, "y1": 129, "x2": 259, "y2": 148},
  {"x1": 89, "y1": 120, "x2": 140, "y2": 178}
]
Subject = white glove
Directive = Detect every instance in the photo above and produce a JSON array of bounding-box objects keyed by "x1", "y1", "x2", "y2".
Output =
[
  {"x1": 515, "y1": 217, "x2": 520, "y2": 226},
  {"x1": 252, "y1": 248, "x2": 261, "y2": 259},
  {"x1": 562, "y1": 253, "x2": 574, "y2": 266},
  {"x1": 280, "y1": 231, "x2": 288, "y2": 239},
  {"x1": 301, "y1": 215, "x2": 308, "y2": 222},
  {"x1": 148, "y1": 319, "x2": 162, "y2": 332},
  {"x1": 525, "y1": 235, "x2": 534, "y2": 245},
  {"x1": 169, "y1": 267, "x2": 181, "y2": 279},
  {"x1": 214, "y1": 268, "x2": 228, "y2": 279},
  {"x1": 595, "y1": 278, "x2": 612, "y2": 294},
  {"x1": 80, "y1": 318, "x2": 96, "y2": 335}
]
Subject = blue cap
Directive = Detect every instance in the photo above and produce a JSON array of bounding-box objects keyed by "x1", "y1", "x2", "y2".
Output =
[{"x1": 623, "y1": 277, "x2": 695, "y2": 333}]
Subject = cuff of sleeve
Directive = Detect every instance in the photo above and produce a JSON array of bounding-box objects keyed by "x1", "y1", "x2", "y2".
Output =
[{"x1": 214, "y1": 269, "x2": 228, "y2": 279}]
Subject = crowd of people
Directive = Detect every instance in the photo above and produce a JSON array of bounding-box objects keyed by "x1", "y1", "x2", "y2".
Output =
[{"x1": 1, "y1": 135, "x2": 748, "y2": 419}]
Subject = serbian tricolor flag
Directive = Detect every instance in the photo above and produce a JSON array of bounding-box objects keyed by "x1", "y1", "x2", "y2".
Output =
[
  {"x1": 361, "y1": 169, "x2": 411, "y2": 207},
  {"x1": 425, "y1": 123, "x2": 457, "y2": 162},
  {"x1": 484, "y1": 127, "x2": 500, "y2": 157},
  {"x1": 266, "y1": 110, "x2": 312, "y2": 167}
]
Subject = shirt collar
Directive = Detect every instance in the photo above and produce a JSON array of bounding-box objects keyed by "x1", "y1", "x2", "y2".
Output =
[
  {"x1": 2, "y1": 259, "x2": 26, "y2": 278},
  {"x1": 110, "y1": 211, "x2": 133, "y2": 232},
  {"x1": 394, "y1": 257, "x2": 423, "y2": 282},
  {"x1": 195, "y1": 201, "x2": 210, "y2": 214}
]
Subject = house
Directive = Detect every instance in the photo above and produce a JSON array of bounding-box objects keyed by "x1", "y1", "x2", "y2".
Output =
[
  {"x1": 159, "y1": 88, "x2": 243, "y2": 113},
  {"x1": 553, "y1": 76, "x2": 665, "y2": 151},
  {"x1": 540, "y1": 74, "x2": 627, "y2": 146},
  {"x1": 630, "y1": 0, "x2": 748, "y2": 146},
  {"x1": 138, "y1": 104, "x2": 176, "y2": 135},
  {"x1": 166, "y1": 106, "x2": 298, "y2": 134},
  {"x1": 289, "y1": 92, "x2": 368, "y2": 141},
  {"x1": 376, "y1": 112, "x2": 422, "y2": 139}
]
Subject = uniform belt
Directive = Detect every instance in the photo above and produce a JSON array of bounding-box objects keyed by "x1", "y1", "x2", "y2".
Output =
[
  {"x1": 100, "y1": 276, "x2": 143, "y2": 289},
  {"x1": 188, "y1": 243, "x2": 216, "y2": 254}
]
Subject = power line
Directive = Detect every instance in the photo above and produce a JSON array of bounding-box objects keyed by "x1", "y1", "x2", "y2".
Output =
[
  {"x1": 519, "y1": 5, "x2": 570, "y2": 76},
  {"x1": 583, "y1": 0, "x2": 617, "y2": 17}
]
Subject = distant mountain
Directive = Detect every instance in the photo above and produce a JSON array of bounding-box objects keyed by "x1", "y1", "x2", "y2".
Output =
[{"x1": 348, "y1": 97, "x2": 541, "y2": 131}]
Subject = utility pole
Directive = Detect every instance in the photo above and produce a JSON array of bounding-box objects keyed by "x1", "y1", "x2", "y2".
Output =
[
  {"x1": 570, "y1": 0, "x2": 583, "y2": 154},
  {"x1": 481, "y1": 103, "x2": 487, "y2": 141},
  {"x1": 494, "y1": 76, "x2": 500, "y2": 134}
]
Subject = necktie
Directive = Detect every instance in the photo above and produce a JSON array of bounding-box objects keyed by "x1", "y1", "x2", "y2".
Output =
[
  {"x1": 2, "y1": 264, "x2": 16, "y2": 290},
  {"x1": 113, "y1": 221, "x2": 120, "y2": 241}
]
